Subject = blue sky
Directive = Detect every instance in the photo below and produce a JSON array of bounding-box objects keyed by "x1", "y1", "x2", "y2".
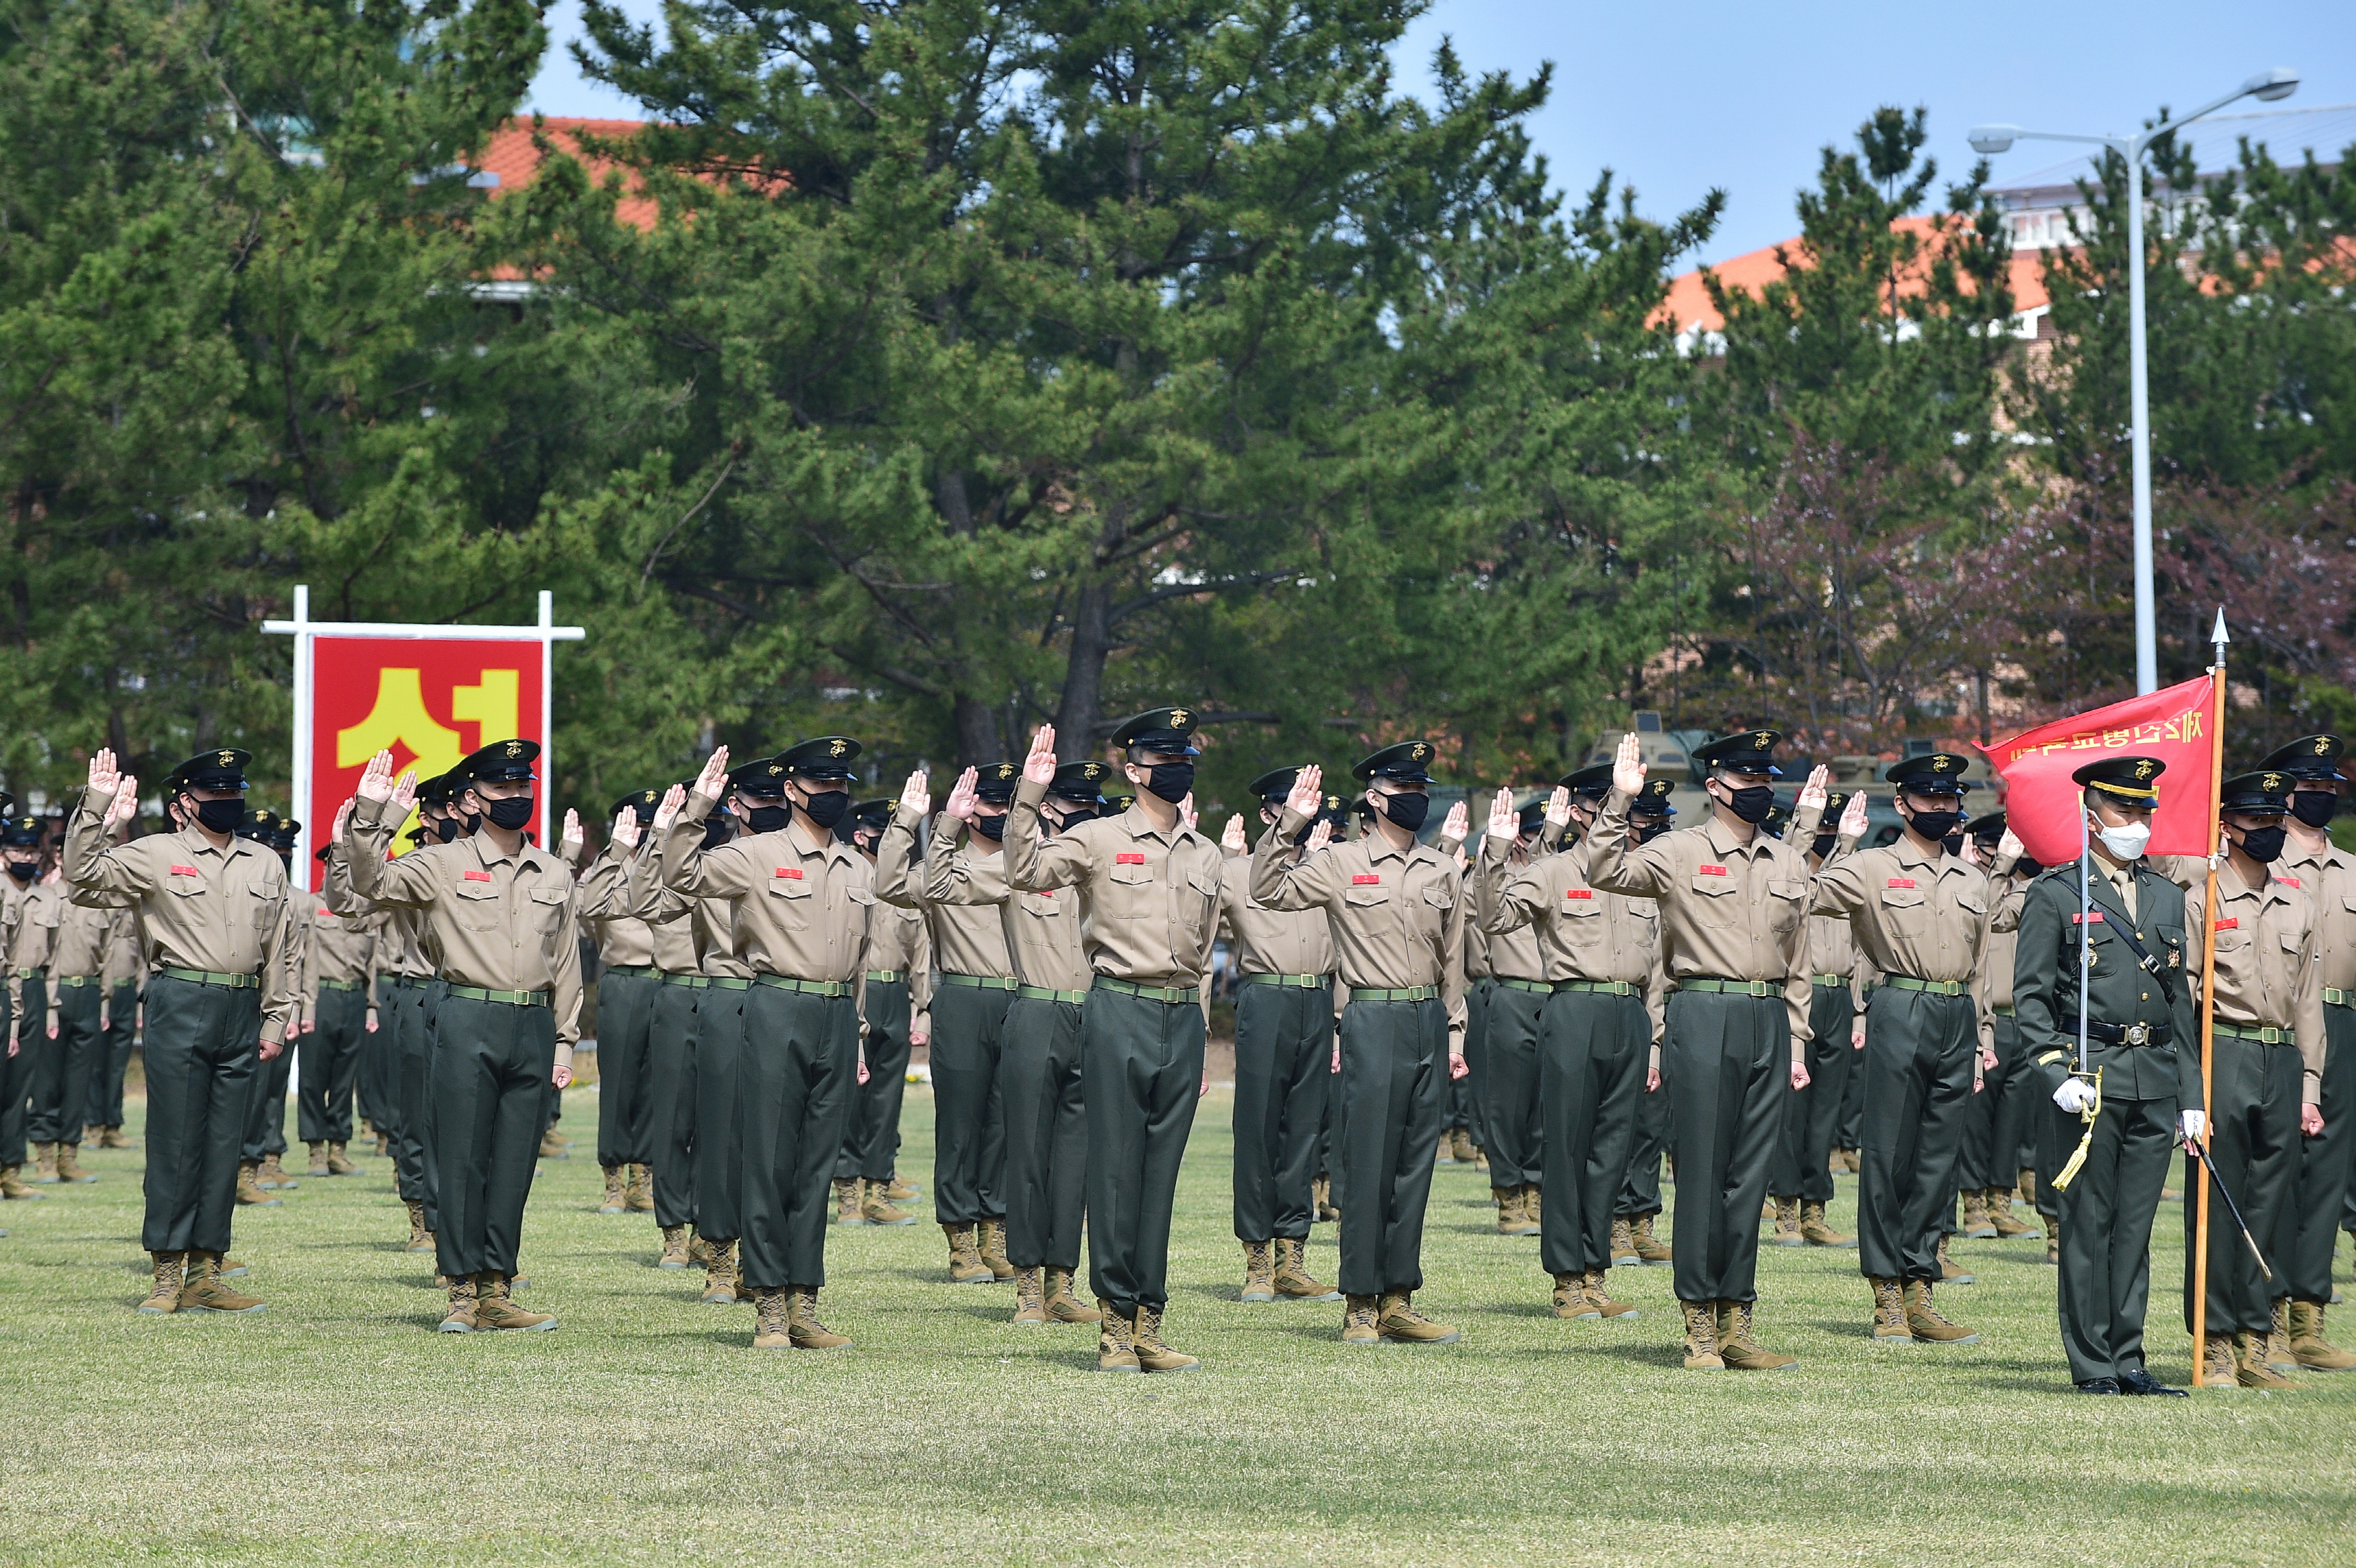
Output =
[{"x1": 523, "y1": 0, "x2": 2356, "y2": 264}]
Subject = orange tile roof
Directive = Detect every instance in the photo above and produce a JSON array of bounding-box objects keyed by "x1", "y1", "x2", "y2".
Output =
[
  {"x1": 1657, "y1": 216, "x2": 2054, "y2": 339},
  {"x1": 477, "y1": 116, "x2": 660, "y2": 231}
]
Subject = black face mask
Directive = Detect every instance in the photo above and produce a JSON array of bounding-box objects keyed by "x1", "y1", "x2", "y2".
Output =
[
  {"x1": 1634, "y1": 818, "x2": 1670, "y2": 843},
  {"x1": 1140, "y1": 762, "x2": 1195, "y2": 804},
  {"x1": 2238, "y1": 825, "x2": 2288, "y2": 865},
  {"x1": 1719, "y1": 784, "x2": 1774, "y2": 825},
  {"x1": 745, "y1": 803, "x2": 790, "y2": 835},
  {"x1": 434, "y1": 816, "x2": 462, "y2": 842},
  {"x1": 970, "y1": 810, "x2": 1008, "y2": 840},
  {"x1": 2291, "y1": 791, "x2": 2338, "y2": 829},
  {"x1": 1810, "y1": 833, "x2": 1836, "y2": 859},
  {"x1": 5, "y1": 861, "x2": 34, "y2": 882},
  {"x1": 484, "y1": 796, "x2": 535, "y2": 832},
  {"x1": 799, "y1": 790, "x2": 851, "y2": 831},
  {"x1": 1905, "y1": 807, "x2": 1962, "y2": 844},
  {"x1": 703, "y1": 812, "x2": 739, "y2": 848},
  {"x1": 1374, "y1": 791, "x2": 1431, "y2": 832},
  {"x1": 188, "y1": 797, "x2": 245, "y2": 835}
]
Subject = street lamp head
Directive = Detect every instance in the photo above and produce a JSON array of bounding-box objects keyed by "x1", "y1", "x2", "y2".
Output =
[
  {"x1": 2245, "y1": 67, "x2": 2299, "y2": 103},
  {"x1": 1968, "y1": 125, "x2": 2019, "y2": 156}
]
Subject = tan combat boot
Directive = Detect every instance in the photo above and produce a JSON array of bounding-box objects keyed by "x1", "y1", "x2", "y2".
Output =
[
  {"x1": 1936, "y1": 1234, "x2": 1973, "y2": 1285},
  {"x1": 2200, "y1": 1333, "x2": 2239, "y2": 1387},
  {"x1": 375, "y1": 1129, "x2": 392, "y2": 1157},
  {"x1": 475, "y1": 1273, "x2": 556, "y2": 1331},
  {"x1": 1377, "y1": 1290, "x2": 1460, "y2": 1345},
  {"x1": 1870, "y1": 1277, "x2": 1910, "y2": 1340},
  {"x1": 1959, "y1": 1189, "x2": 1995, "y2": 1239},
  {"x1": 1583, "y1": 1270, "x2": 1637, "y2": 1321},
  {"x1": 179, "y1": 1253, "x2": 266, "y2": 1314},
  {"x1": 2262, "y1": 1299, "x2": 2298, "y2": 1372},
  {"x1": 1240, "y1": 1240, "x2": 1276, "y2": 1303},
  {"x1": 1552, "y1": 1271, "x2": 1597, "y2": 1320},
  {"x1": 217, "y1": 1256, "x2": 250, "y2": 1278},
  {"x1": 2017, "y1": 1166, "x2": 2037, "y2": 1206},
  {"x1": 1014, "y1": 1266, "x2": 1050, "y2": 1325},
  {"x1": 599, "y1": 1166, "x2": 628, "y2": 1214},
  {"x1": 788, "y1": 1286, "x2": 851, "y2": 1349},
  {"x1": 1134, "y1": 1305, "x2": 1200, "y2": 1372},
  {"x1": 1, "y1": 1164, "x2": 45, "y2": 1200},
  {"x1": 688, "y1": 1232, "x2": 714, "y2": 1267},
  {"x1": 2045, "y1": 1214, "x2": 2060, "y2": 1266},
  {"x1": 1313, "y1": 1174, "x2": 1340, "y2": 1222},
  {"x1": 655, "y1": 1223, "x2": 691, "y2": 1268},
  {"x1": 751, "y1": 1287, "x2": 793, "y2": 1349},
  {"x1": 1494, "y1": 1187, "x2": 1537, "y2": 1237},
  {"x1": 1342, "y1": 1293, "x2": 1381, "y2": 1345},
  {"x1": 438, "y1": 1275, "x2": 479, "y2": 1333},
  {"x1": 2234, "y1": 1332, "x2": 2301, "y2": 1389},
  {"x1": 1799, "y1": 1201, "x2": 1854, "y2": 1247},
  {"x1": 1679, "y1": 1300, "x2": 1723, "y2": 1370},
  {"x1": 1274, "y1": 1237, "x2": 1340, "y2": 1302},
  {"x1": 326, "y1": 1142, "x2": 357, "y2": 1175},
  {"x1": 54, "y1": 1143, "x2": 94, "y2": 1183},
  {"x1": 1903, "y1": 1279, "x2": 1979, "y2": 1344},
  {"x1": 2288, "y1": 1300, "x2": 2356, "y2": 1371},
  {"x1": 1770, "y1": 1196, "x2": 1804, "y2": 1247},
  {"x1": 235, "y1": 1161, "x2": 279, "y2": 1206},
  {"x1": 404, "y1": 1199, "x2": 432, "y2": 1252},
  {"x1": 942, "y1": 1223, "x2": 993, "y2": 1284},
  {"x1": 700, "y1": 1239, "x2": 741, "y2": 1305},
  {"x1": 624, "y1": 1164, "x2": 655, "y2": 1212},
  {"x1": 1989, "y1": 1187, "x2": 2037, "y2": 1237},
  {"x1": 536, "y1": 1126, "x2": 568, "y2": 1159},
  {"x1": 861, "y1": 1184, "x2": 915, "y2": 1227},
  {"x1": 1716, "y1": 1300, "x2": 1797, "y2": 1370},
  {"x1": 308, "y1": 1141, "x2": 333, "y2": 1179},
  {"x1": 833, "y1": 1177, "x2": 865, "y2": 1227},
  {"x1": 139, "y1": 1251, "x2": 188, "y2": 1313},
  {"x1": 1434, "y1": 1133, "x2": 1455, "y2": 1166},
  {"x1": 1610, "y1": 1216, "x2": 1640, "y2": 1265},
  {"x1": 977, "y1": 1218, "x2": 1015, "y2": 1280},
  {"x1": 885, "y1": 1173, "x2": 919, "y2": 1202},
  {"x1": 1630, "y1": 1212, "x2": 1672, "y2": 1264},
  {"x1": 99, "y1": 1126, "x2": 134, "y2": 1149},
  {"x1": 1452, "y1": 1129, "x2": 1480, "y2": 1166},
  {"x1": 1045, "y1": 1268, "x2": 1101, "y2": 1323},
  {"x1": 262, "y1": 1152, "x2": 297, "y2": 1189},
  {"x1": 31, "y1": 1143, "x2": 57, "y2": 1183},
  {"x1": 1520, "y1": 1180, "x2": 1536, "y2": 1218},
  {"x1": 1096, "y1": 1301, "x2": 1141, "y2": 1372}
]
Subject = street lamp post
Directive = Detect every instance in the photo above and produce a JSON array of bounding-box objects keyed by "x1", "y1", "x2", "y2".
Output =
[{"x1": 1971, "y1": 68, "x2": 2298, "y2": 696}]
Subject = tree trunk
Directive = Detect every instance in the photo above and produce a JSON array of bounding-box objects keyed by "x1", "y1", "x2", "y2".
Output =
[
  {"x1": 953, "y1": 693, "x2": 1002, "y2": 768},
  {"x1": 1055, "y1": 579, "x2": 1111, "y2": 762}
]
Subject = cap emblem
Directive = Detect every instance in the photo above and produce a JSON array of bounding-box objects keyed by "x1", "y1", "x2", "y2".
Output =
[
  {"x1": 1753, "y1": 732, "x2": 1773, "y2": 749},
  {"x1": 2134, "y1": 759, "x2": 2156, "y2": 780},
  {"x1": 1410, "y1": 742, "x2": 1429, "y2": 761},
  {"x1": 218, "y1": 751, "x2": 235, "y2": 766},
  {"x1": 504, "y1": 740, "x2": 523, "y2": 759},
  {"x1": 1168, "y1": 708, "x2": 1190, "y2": 728},
  {"x1": 2263, "y1": 772, "x2": 2285, "y2": 792}
]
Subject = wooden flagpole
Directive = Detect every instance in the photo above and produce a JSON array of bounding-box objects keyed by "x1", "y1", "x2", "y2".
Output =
[{"x1": 2190, "y1": 611, "x2": 2228, "y2": 1384}]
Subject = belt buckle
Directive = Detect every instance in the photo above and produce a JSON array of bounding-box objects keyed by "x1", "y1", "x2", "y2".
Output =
[
  {"x1": 1747, "y1": 980, "x2": 1770, "y2": 998},
  {"x1": 2123, "y1": 1022, "x2": 2149, "y2": 1046}
]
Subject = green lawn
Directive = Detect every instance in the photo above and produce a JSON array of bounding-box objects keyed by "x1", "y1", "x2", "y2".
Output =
[{"x1": 2, "y1": 1083, "x2": 2351, "y2": 1567}]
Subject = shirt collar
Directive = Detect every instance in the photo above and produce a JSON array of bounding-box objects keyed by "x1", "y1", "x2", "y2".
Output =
[
  {"x1": 1703, "y1": 815, "x2": 1767, "y2": 860},
  {"x1": 178, "y1": 826, "x2": 244, "y2": 861}
]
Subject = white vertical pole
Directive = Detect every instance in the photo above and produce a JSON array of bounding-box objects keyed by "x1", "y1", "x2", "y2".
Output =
[
  {"x1": 2126, "y1": 137, "x2": 2157, "y2": 696},
  {"x1": 540, "y1": 590, "x2": 555, "y2": 851},
  {"x1": 290, "y1": 585, "x2": 314, "y2": 888}
]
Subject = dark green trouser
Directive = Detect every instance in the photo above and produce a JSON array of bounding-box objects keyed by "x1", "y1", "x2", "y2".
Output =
[
  {"x1": 1002, "y1": 995, "x2": 1087, "y2": 1270},
  {"x1": 1334, "y1": 995, "x2": 1447, "y2": 1298},
  {"x1": 1662, "y1": 989, "x2": 1785, "y2": 1304},
  {"x1": 41, "y1": 979, "x2": 104, "y2": 1142},
  {"x1": 22, "y1": 972, "x2": 74, "y2": 1144},
  {"x1": 1856, "y1": 988, "x2": 1977, "y2": 1283},
  {"x1": 1975, "y1": 1014, "x2": 2035, "y2": 1195},
  {"x1": 1451, "y1": 979, "x2": 1488, "y2": 1143},
  {"x1": 737, "y1": 987, "x2": 857, "y2": 1290},
  {"x1": 139, "y1": 974, "x2": 261, "y2": 1254},
  {"x1": 1481, "y1": 982, "x2": 1546, "y2": 1189},
  {"x1": 2284, "y1": 1003, "x2": 2356, "y2": 1303},
  {"x1": 0, "y1": 986, "x2": 23, "y2": 1167},
  {"x1": 426, "y1": 991, "x2": 554, "y2": 1279},
  {"x1": 646, "y1": 978, "x2": 701, "y2": 1229},
  {"x1": 2056, "y1": 1091, "x2": 2173, "y2": 1383},
  {"x1": 390, "y1": 980, "x2": 434, "y2": 1217},
  {"x1": 839, "y1": 978, "x2": 912, "y2": 1183},
  {"x1": 360, "y1": 977, "x2": 400, "y2": 1133},
  {"x1": 1231, "y1": 978, "x2": 1331, "y2": 1243},
  {"x1": 1616, "y1": 1050, "x2": 1670, "y2": 1218},
  {"x1": 1772, "y1": 984, "x2": 1853, "y2": 1203},
  {"x1": 296, "y1": 986, "x2": 367, "y2": 1144},
  {"x1": 1082, "y1": 984, "x2": 1206, "y2": 1318},
  {"x1": 2183, "y1": 1037, "x2": 2301, "y2": 1336},
  {"x1": 241, "y1": 997, "x2": 295, "y2": 1160},
  {"x1": 96, "y1": 981, "x2": 137, "y2": 1129},
  {"x1": 1538, "y1": 989, "x2": 1648, "y2": 1277},
  {"x1": 930, "y1": 979, "x2": 1014, "y2": 1226},
  {"x1": 694, "y1": 983, "x2": 749, "y2": 1240},
  {"x1": 593, "y1": 970, "x2": 659, "y2": 1170},
  {"x1": 1835, "y1": 1001, "x2": 1868, "y2": 1149}
]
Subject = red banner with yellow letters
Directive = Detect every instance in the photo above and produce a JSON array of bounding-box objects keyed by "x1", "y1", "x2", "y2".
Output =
[
  {"x1": 304, "y1": 637, "x2": 546, "y2": 888},
  {"x1": 1976, "y1": 675, "x2": 2221, "y2": 865}
]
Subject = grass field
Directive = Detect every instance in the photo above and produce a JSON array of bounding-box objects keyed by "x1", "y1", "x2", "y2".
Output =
[{"x1": 2, "y1": 1081, "x2": 2352, "y2": 1567}]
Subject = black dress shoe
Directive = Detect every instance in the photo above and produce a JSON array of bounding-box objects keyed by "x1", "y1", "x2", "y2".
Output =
[
  {"x1": 2075, "y1": 1376, "x2": 2121, "y2": 1394},
  {"x1": 2119, "y1": 1369, "x2": 2187, "y2": 1397}
]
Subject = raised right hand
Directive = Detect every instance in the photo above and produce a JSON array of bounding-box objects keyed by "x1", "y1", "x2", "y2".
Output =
[
  {"x1": 1304, "y1": 819, "x2": 1334, "y2": 853},
  {"x1": 1022, "y1": 726, "x2": 1058, "y2": 786},
  {"x1": 611, "y1": 809, "x2": 641, "y2": 852},
  {"x1": 943, "y1": 766, "x2": 979, "y2": 823},
  {"x1": 88, "y1": 748, "x2": 122, "y2": 800},
  {"x1": 1486, "y1": 786, "x2": 1516, "y2": 841},
  {"x1": 1286, "y1": 764, "x2": 1323, "y2": 819},
  {"x1": 654, "y1": 784, "x2": 686, "y2": 833},
  {"x1": 1543, "y1": 785, "x2": 1572, "y2": 830},
  {"x1": 1795, "y1": 763, "x2": 1830, "y2": 819},
  {"x1": 898, "y1": 769, "x2": 930, "y2": 817},
  {"x1": 102, "y1": 778, "x2": 141, "y2": 832},
  {"x1": 1613, "y1": 733, "x2": 1646, "y2": 795},
  {"x1": 355, "y1": 750, "x2": 398, "y2": 803},
  {"x1": 1221, "y1": 815, "x2": 1248, "y2": 854},
  {"x1": 692, "y1": 746, "x2": 732, "y2": 803},
  {"x1": 1839, "y1": 790, "x2": 1870, "y2": 839}
]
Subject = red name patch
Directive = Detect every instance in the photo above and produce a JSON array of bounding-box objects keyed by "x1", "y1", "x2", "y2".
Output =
[
  {"x1": 463, "y1": 870, "x2": 492, "y2": 882},
  {"x1": 775, "y1": 868, "x2": 803, "y2": 880},
  {"x1": 169, "y1": 865, "x2": 198, "y2": 877},
  {"x1": 1352, "y1": 874, "x2": 1382, "y2": 886},
  {"x1": 2276, "y1": 876, "x2": 2302, "y2": 888},
  {"x1": 1565, "y1": 888, "x2": 1594, "y2": 900},
  {"x1": 2215, "y1": 918, "x2": 2238, "y2": 930},
  {"x1": 317, "y1": 908, "x2": 333, "y2": 919},
  {"x1": 1116, "y1": 853, "x2": 1146, "y2": 865},
  {"x1": 1887, "y1": 877, "x2": 1916, "y2": 889},
  {"x1": 1698, "y1": 864, "x2": 1728, "y2": 876},
  {"x1": 2070, "y1": 912, "x2": 2104, "y2": 924}
]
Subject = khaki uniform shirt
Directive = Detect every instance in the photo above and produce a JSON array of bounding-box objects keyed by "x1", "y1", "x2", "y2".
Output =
[
  {"x1": 65, "y1": 799, "x2": 296, "y2": 1037},
  {"x1": 876, "y1": 809, "x2": 1016, "y2": 980},
  {"x1": 657, "y1": 792, "x2": 873, "y2": 984},
  {"x1": 344, "y1": 796, "x2": 585, "y2": 1046},
  {"x1": 1218, "y1": 827, "x2": 1337, "y2": 978},
  {"x1": 625, "y1": 847, "x2": 705, "y2": 975},
  {"x1": 916, "y1": 816, "x2": 1089, "y2": 995},
  {"x1": 1002, "y1": 780, "x2": 1223, "y2": 995},
  {"x1": 1481, "y1": 832, "x2": 1670, "y2": 1061},
  {"x1": 861, "y1": 876, "x2": 933, "y2": 1035},
  {"x1": 326, "y1": 849, "x2": 435, "y2": 980},
  {"x1": 8, "y1": 880, "x2": 64, "y2": 1022},
  {"x1": 1808, "y1": 838, "x2": 1993, "y2": 986},
  {"x1": 1477, "y1": 840, "x2": 1547, "y2": 983},
  {"x1": 2186, "y1": 861, "x2": 2326, "y2": 1103},
  {"x1": 578, "y1": 842, "x2": 655, "y2": 968},
  {"x1": 2277, "y1": 833, "x2": 2356, "y2": 997},
  {"x1": 1586, "y1": 788, "x2": 1811, "y2": 1059},
  {"x1": 301, "y1": 897, "x2": 378, "y2": 1024},
  {"x1": 51, "y1": 892, "x2": 118, "y2": 982},
  {"x1": 1249, "y1": 805, "x2": 1467, "y2": 1048}
]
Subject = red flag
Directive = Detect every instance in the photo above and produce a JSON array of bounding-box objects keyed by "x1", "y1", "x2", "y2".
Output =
[{"x1": 1976, "y1": 676, "x2": 2221, "y2": 865}]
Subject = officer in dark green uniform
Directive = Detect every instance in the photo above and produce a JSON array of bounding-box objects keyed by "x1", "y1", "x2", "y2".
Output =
[{"x1": 2015, "y1": 755, "x2": 2198, "y2": 1394}]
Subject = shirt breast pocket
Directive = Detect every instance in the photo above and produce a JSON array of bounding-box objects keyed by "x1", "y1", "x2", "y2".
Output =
[
  {"x1": 1343, "y1": 881, "x2": 1392, "y2": 911},
  {"x1": 2211, "y1": 922, "x2": 2250, "y2": 959},
  {"x1": 1104, "y1": 859, "x2": 1154, "y2": 920},
  {"x1": 1688, "y1": 874, "x2": 1741, "y2": 924},
  {"x1": 452, "y1": 884, "x2": 502, "y2": 932},
  {"x1": 527, "y1": 886, "x2": 566, "y2": 931},
  {"x1": 1879, "y1": 884, "x2": 1927, "y2": 936},
  {"x1": 1767, "y1": 880, "x2": 1808, "y2": 934}
]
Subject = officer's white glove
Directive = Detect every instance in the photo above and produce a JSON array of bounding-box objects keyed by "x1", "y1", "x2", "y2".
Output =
[
  {"x1": 2177, "y1": 1109, "x2": 2207, "y2": 1144},
  {"x1": 2053, "y1": 1078, "x2": 2096, "y2": 1114}
]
